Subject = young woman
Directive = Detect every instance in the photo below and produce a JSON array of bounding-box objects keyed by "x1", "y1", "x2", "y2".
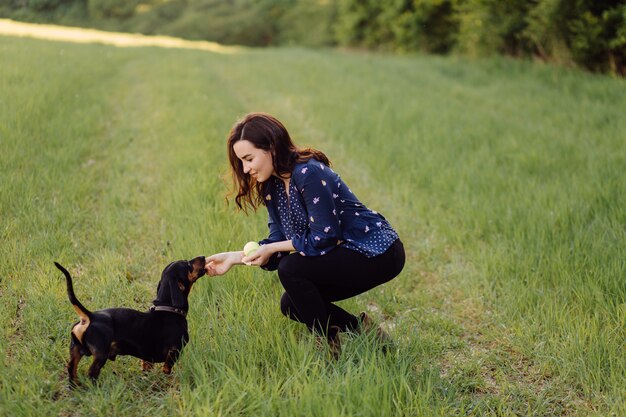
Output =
[{"x1": 206, "y1": 113, "x2": 405, "y2": 358}]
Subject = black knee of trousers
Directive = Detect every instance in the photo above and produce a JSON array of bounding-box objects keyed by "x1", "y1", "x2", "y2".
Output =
[
  {"x1": 279, "y1": 292, "x2": 293, "y2": 317},
  {"x1": 277, "y1": 254, "x2": 301, "y2": 287}
]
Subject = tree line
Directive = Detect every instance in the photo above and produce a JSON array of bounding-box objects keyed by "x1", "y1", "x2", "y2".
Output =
[{"x1": 2, "y1": 0, "x2": 625, "y2": 74}]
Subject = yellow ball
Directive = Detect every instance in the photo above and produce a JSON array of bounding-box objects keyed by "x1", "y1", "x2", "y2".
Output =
[{"x1": 243, "y1": 241, "x2": 260, "y2": 257}]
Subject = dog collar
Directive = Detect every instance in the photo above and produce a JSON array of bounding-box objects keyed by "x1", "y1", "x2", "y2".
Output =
[{"x1": 149, "y1": 305, "x2": 187, "y2": 317}]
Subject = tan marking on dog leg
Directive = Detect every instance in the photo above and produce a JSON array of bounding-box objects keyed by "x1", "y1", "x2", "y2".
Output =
[
  {"x1": 68, "y1": 343, "x2": 83, "y2": 386},
  {"x1": 108, "y1": 342, "x2": 120, "y2": 360},
  {"x1": 162, "y1": 348, "x2": 178, "y2": 374},
  {"x1": 141, "y1": 360, "x2": 153, "y2": 371}
]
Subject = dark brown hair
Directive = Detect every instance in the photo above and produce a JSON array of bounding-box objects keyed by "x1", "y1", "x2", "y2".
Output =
[{"x1": 227, "y1": 112, "x2": 331, "y2": 212}]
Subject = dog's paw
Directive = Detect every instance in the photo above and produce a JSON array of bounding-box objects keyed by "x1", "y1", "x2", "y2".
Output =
[{"x1": 141, "y1": 360, "x2": 154, "y2": 371}]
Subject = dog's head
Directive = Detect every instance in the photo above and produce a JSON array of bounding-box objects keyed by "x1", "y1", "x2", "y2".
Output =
[
  {"x1": 186, "y1": 256, "x2": 207, "y2": 283},
  {"x1": 155, "y1": 256, "x2": 206, "y2": 310}
]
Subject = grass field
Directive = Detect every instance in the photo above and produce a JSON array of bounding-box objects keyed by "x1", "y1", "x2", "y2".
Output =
[{"x1": 0, "y1": 31, "x2": 625, "y2": 416}]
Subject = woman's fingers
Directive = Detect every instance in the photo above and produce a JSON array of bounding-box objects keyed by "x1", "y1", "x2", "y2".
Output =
[
  {"x1": 242, "y1": 252, "x2": 266, "y2": 267},
  {"x1": 205, "y1": 260, "x2": 223, "y2": 276}
]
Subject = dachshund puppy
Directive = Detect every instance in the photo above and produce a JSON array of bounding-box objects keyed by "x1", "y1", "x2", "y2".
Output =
[{"x1": 54, "y1": 257, "x2": 206, "y2": 385}]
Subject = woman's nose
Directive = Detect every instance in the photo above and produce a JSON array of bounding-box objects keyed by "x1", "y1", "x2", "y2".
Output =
[{"x1": 242, "y1": 163, "x2": 250, "y2": 174}]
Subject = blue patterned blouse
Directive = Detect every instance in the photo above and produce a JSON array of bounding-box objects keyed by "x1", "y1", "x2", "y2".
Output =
[{"x1": 259, "y1": 159, "x2": 399, "y2": 270}]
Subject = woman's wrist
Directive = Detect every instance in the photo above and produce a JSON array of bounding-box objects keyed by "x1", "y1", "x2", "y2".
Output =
[
  {"x1": 264, "y1": 242, "x2": 279, "y2": 255},
  {"x1": 231, "y1": 251, "x2": 245, "y2": 265}
]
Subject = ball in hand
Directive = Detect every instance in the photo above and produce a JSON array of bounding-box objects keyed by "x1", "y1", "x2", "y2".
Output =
[{"x1": 243, "y1": 241, "x2": 260, "y2": 257}]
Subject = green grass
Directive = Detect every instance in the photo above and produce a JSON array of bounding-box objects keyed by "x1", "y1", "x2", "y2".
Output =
[{"x1": 1, "y1": 35, "x2": 624, "y2": 416}]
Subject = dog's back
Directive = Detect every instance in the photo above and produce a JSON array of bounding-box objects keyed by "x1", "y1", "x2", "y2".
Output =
[{"x1": 99, "y1": 308, "x2": 188, "y2": 362}]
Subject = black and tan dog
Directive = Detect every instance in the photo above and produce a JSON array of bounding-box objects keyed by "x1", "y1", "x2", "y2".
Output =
[{"x1": 54, "y1": 257, "x2": 206, "y2": 385}]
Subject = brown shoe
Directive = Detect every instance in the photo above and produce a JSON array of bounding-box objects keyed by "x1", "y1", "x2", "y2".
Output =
[
  {"x1": 314, "y1": 326, "x2": 342, "y2": 360},
  {"x1": 328, "y1": 325, "x2": 342, "y2": 360},
  {"x1": 359, "y1": 312, "x2": 393, "y2": 350}
]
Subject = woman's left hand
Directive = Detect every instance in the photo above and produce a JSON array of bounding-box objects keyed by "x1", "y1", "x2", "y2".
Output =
[{"x1": 242, "y1": 243, "x2": 273, "y2": 267}]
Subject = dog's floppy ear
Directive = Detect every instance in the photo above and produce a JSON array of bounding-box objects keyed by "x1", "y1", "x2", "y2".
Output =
[
  {"x1": 157, "y1": 261, "x2": 175, "y2": 294},
  {"x1": 168, "y1": 274, "x2": 186, "y2": 309}
]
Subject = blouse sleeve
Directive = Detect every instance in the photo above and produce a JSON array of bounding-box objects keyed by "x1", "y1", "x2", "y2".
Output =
[
  {"x1": 260, "y1": 215, "x2": 285, "y2": 244},
  {"x1": 259, "y1": 214, "x2": 289, "y2": 271},
  {"x1": 291, "y1": 163, "x2": 341, "y2": 256}
]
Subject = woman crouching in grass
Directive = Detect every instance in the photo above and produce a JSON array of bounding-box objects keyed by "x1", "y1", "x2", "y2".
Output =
[{"x1": 206, "y1": 112, "x2": 405, "y2": 359}]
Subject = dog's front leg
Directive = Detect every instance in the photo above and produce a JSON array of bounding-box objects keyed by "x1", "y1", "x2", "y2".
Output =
[
  {"x1": 141, "y1": 360, "x2": 154, "y2": 371},
  {"x1": 161, "y1": 348, "x2": 180, "y2": 374}
]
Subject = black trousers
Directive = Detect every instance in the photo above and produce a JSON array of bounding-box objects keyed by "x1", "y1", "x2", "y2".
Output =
[{"x1": 277, "y1": 239, "x2": 405, "y2": 339}]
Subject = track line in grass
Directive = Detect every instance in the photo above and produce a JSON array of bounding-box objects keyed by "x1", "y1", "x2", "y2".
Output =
[{"x1": 0, "y1": 18, "x2": 239, "y2": 54}]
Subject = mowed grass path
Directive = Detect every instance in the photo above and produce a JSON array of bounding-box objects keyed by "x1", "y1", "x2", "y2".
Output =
[{"x1": 1, "y1": 34, "x2": 624, "y2": 416}]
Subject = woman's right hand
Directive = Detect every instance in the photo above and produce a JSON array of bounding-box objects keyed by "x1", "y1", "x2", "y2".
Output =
[{"x1": 205, "y1": 251, "x2": 243, "y2": 276}]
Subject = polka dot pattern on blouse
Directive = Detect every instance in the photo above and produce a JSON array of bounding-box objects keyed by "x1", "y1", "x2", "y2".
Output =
[{"x1": 262, "y1": 160, "x2": 399, "y2": 258}]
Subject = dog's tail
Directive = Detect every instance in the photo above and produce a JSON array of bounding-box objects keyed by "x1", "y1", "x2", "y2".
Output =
[{"x1": 54, "y1": 262, "x2": 93, "y2": 321}]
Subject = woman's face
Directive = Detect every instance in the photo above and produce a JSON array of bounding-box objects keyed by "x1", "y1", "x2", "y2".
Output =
[{"x1": 233, "y1": 139, "x2": 275, "y2": 183}]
